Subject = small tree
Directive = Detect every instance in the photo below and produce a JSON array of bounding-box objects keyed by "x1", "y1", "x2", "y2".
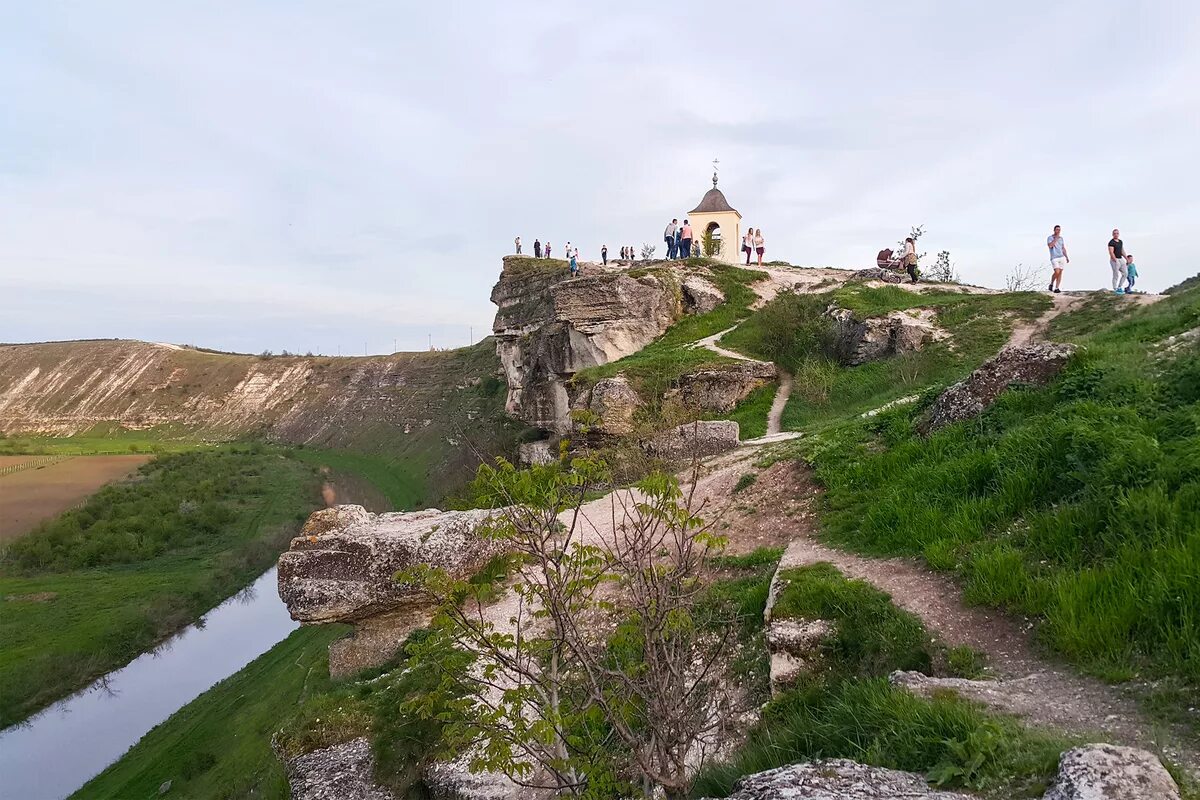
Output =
[
  {"x1": 640, "y1": 243, "x2": 657, "y2": 260},
  {"x1": 924, "y1": 250, "x2": 959, "y2": 283},
  {"x1": 701, "y1": 227, "x2": 719, "y2": 257},
  {"x1": 1005, "y1": 262, "x2": 1047, "y2": 292},
  {"x1": 402, "y1": 454, "x2": 735, "y2": 798}
]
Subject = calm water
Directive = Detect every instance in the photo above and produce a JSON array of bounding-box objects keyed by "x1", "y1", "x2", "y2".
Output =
[{"x1": 0, "y1": 567, "x2": 298, "y2": 800}]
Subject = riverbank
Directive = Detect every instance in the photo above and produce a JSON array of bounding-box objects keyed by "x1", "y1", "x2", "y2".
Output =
[{"x1": 0, "y1": 448, "x2": 323, "y2": 726}]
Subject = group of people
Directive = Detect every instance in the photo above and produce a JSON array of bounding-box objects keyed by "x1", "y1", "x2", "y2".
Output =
[
  {"x1": 662, "y1": 219, "x2": 694, "y2": 259},
  {"x1": 1045, "y1": 226, "x2": 1140, "y2": 294},
  {"x1": 741, "y1": 228, "x2": 765, "y2": 266}
]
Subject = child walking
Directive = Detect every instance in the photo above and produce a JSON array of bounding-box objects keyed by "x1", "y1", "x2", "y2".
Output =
[{"x1": 1124, "y1": 254, "x2": 1139, "y2": 293}]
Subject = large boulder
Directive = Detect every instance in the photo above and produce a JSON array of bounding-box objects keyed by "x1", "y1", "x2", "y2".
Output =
[
  {"x1": 280, "y1": 738, "x2": 396, "y2": 800},
  {"x1": 682, "y1": 275, "x2": 725, "y2": 314},
  {"x1": 646, "y1": 420, "x2": 740, "y2": 460},
  {"x1": 1043, "y1": 744, "x2": 1181, "y2": 800},
  {"x1": 278, "y1": 505, "x2": 508, "y2": 624},
  {"x1": 704, "y1": 759, "x2": 973, "y2": 799},
  {"x1": 492, "y1": 260, "x2": 681, "y2": 433},
  {"x1": 921, "y1": 342, "x2": 1077, "y2": 433},
  {"x1": 827, "y1": 307, "x2": 947, "y2": 366},
  {"x1": 584, "y1": 375, "x2": 643, "y2": 435},
  {"x1": 674, "y1": 361, "x2": 778, "y2": 413}
]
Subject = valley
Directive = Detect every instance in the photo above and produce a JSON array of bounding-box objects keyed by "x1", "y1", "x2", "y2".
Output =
[{"x1": 1, "y1": 256, "x2": 1198, "y2": 800}]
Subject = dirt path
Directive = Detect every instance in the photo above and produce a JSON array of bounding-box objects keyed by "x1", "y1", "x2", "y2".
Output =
[
  {"x1": 775, "y1": 532, "x2": 1199, "y2": 772},
  {"x1": 765, "y1": 372, "x2": 792, "y2": 436},
  {"x1": 1007, "y1": 292, "x2": 1087, "y2": 347}
]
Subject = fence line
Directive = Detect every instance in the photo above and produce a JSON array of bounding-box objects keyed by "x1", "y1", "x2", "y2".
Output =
[{"x1": 0, "y1": 455, "x2": 71, "y2": 478}]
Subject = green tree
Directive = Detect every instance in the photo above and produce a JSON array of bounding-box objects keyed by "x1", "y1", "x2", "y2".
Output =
[{"x1": 401, "y1": 455, "x2": 734, "y2": 798}]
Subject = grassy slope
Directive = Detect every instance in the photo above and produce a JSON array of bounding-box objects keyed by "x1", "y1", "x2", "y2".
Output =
[
  {"x1": 693, "y1": 563, "x2": 1066, "y2": 799},
  {"x1": 0, "y1": 423, "x2": 209, "y2": 455},
  {"x1": 291, "y1": 448, "x2": 427, "y2": 510},
  {"x1": 572, "y1": 264, "x2": 766, "y2": 396},
  {"x1": 0, "y1": 449, "x2": 322, "y2": 726},
  {"x1": 71, "y1": 625, "x2": 349, "y2": 800},
  {"x1": 720, "y1": 284, "x2": 1050, "y2": 430},
  {"x1": 796, "y1": 282, "x2": 1200, "y2": 708}
]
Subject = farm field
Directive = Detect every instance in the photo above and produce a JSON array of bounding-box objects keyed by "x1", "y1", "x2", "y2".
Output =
[{"x1": 0, "y1": 455, "x2": 152, "y2": 542}]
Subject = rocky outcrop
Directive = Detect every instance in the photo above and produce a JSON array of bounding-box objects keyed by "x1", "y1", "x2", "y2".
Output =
[
  {"x1": 492, "y1": 258, "x2": 682, "y2": 433},
  {"x1": 682, "y1": 275, "x2": 725, "y2": 314},
  {"x1": 674, "y1": 361, "x2": 778, "y2": 413},
  {"x1": 646, "y1": 420, "x2": 740, "y2": 460},
  {"x1": 827, "y1": 307, "x2": 947, "y2": 366},
  {"x1": 423, "y1": 756, "x2": 533, "y2": 800},
  {"x1": 584, "y1": 375, "x2": 643, "y2": 435},
  {"x1": 277, "y1": 505, "x2": 507, "y2": 624},
  {"x1": 921, "y1": 343, "x2": 1076, "y2": 433},
  {"x1": 281, "y1": 738, "x2": 396, "y2": 800},
  {"x1": 703, "y1": 759, "x2": 973, "y2": 799},
  {"x1": 767, "y1": 618, "x2": 834, "y2": 694},
  {"x1": 850, "y1": 267, "x2": 907, "y2": 284},
  {"x1": 518, "y1": 440, "x2": 557, "y2": 466},
  {"x1": 1043, "y1": 744, "x2": 1180, "y2": 800}
]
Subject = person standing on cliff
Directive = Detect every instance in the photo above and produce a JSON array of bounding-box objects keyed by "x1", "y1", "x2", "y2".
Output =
[
  {"x1": 754, "y1": 229, "x2": 766, "y2": 266},
  {"x1": 534, "y1": 239, "x2": 542, "y2": 258},
  {"x1": 546, "y1": 241, "x2": 552, "y2": 259},
  {"x1": 665, "y1": 218, "x2": 678, "y2": 259},
  {"x1": 1108, "y1": 229, "x2": 1127, "y2": 294},
  {"x1": 679, "y1": 220, "x2": 693, "y2": 260},
  {"x1": 1046, "y1": 225, "x2": 1068, "y2": 293},
  {"x1": 742, "y1": 229, "x2": 753, "y2": 265},
  {"x1": 514, "y1": 236, "x2": 522, "y2": 255},
  {"x1": 601, "y1": 244, "x2": 608, "y2": 265}
]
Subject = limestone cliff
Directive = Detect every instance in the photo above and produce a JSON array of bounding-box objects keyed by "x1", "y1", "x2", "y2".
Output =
[{"x1": 491, "y1": 257, "x2": 684, "y2": 433}]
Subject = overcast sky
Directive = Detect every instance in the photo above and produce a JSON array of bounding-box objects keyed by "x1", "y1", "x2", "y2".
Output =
[{"x1": 3, "y1": 2, "x2": 1198, "y2": 354}]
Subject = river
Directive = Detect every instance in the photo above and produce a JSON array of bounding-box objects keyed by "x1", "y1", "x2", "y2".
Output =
[{"x1": 0, "y1": 566, "x2": 298, "y2": 800}]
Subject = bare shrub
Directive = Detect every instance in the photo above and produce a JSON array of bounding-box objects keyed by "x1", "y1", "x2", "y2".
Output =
[{"x1": 1005, "y1": 262, "x2": 1047, "y2": 292}]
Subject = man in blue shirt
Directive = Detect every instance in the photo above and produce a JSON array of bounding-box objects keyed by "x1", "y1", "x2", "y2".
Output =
[{"x1": 1046, "y1": 225, "x2": 1069, "y2": 293}]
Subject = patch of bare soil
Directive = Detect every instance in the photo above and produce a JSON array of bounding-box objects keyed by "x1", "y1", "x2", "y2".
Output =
[{"x1": 0, "y1": 455, "x2": 152, "y2": 541}]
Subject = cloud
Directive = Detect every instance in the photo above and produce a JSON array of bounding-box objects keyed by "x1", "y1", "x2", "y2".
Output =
[{"x1": 2, "y1": 1, "x2": 1198, "y2": 353}]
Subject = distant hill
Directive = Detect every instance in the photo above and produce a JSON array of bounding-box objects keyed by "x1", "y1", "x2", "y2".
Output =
[{"x1": 0, "y1": 338, "x2": 528, "y2": 491}]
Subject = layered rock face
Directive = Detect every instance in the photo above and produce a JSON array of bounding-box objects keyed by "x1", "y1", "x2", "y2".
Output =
[
  {"x1": 827, "y1": 307, "x2": 948, "y2": 366},
  {"x1": 921, "y1": 342, "x2": 1076, "y2": 432},
  {"x1": 646, "y1": 420, "x2": 740, "y2": 460},
  {"x1": 277, "y1": 505, "x2": 507, "y2": 624},
  {"x1": 491, "y1": 258, "x2": 682, "y2": 433}
]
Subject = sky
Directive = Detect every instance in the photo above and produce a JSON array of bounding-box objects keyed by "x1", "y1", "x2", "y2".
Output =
[{"x1": 3, "y1": 2, "x2": 1198, "y2": 354}]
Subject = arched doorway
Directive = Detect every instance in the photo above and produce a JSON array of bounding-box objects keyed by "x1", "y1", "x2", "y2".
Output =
[{"x1": 703, "y1": 221, "x2": 722, "y2": 257}]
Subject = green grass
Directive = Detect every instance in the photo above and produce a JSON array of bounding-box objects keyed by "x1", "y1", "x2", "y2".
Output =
[
  {"x1": 798, "y1": 280, "x2": 1200, "y2": 694},
  {"x1": 0, "y1": 449, "x2": 322, "y2": 725},
  {"x1": 693, "y1": 563, "x2": 1061, "y2": 798},
  {"x1": 691, "y1": 679, "x2": 1066, "y2": 798},
  {"x1": 72, "y1": 625, "x2": 350, "y2": 800},
  {"x1": 720, "y1": 382, "x2": 776, "y2": 440},
  {"x1": 571, "y1": 265, "x2": 766, "y2": 398},
  {"x1": 718, "y1": 285, "x2": 1050, "y2": 431},
  {"x1": 291, "y1": 448, "x2": 427, "y2": 510},
  {"x1": 0, "y1": 423, "x2": 209, "y2": 455}
]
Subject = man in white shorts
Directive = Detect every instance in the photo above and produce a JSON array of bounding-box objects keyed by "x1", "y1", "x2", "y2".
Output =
[{"x1": 1046, "y1": 225, "x2": 1069, "y2": 293}]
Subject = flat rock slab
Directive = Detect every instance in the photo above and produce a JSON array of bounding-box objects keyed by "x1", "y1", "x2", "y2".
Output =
[{"x1": 702, "y1": 758, "x2": 974, "y2": 799}]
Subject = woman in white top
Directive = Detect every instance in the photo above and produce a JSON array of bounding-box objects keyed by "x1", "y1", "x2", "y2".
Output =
[
  {"x1": 902, "y1": 237, "x2": 918, "y2": 283},
  {"x1": 753, "y1": 229, "x2": 765, "y2": 266},
  {"x1": 742, "y1": 230, "x2": 753, "y2": 265}
]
